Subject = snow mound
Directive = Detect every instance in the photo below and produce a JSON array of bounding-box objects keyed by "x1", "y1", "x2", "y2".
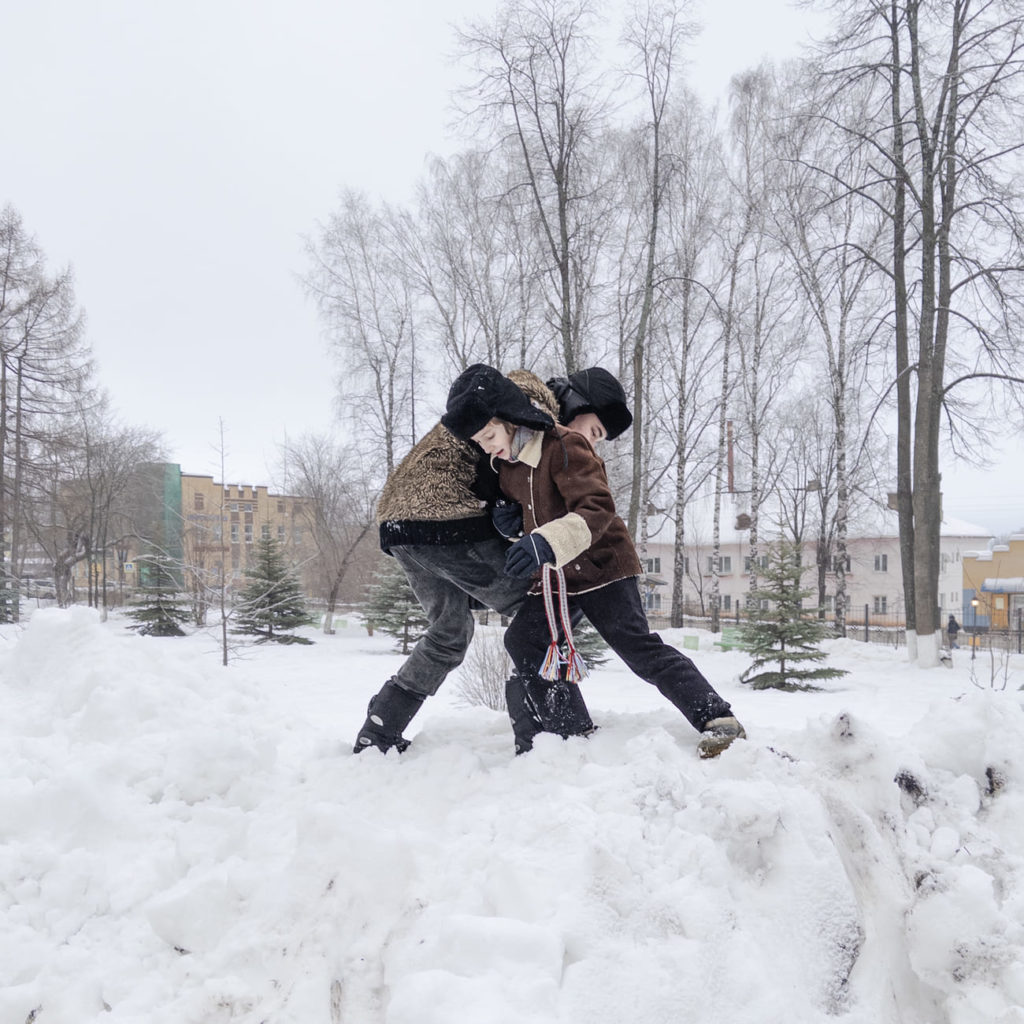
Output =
[{"x1": 2, "y1": 610, "x2": 1024, "y2": 1024}]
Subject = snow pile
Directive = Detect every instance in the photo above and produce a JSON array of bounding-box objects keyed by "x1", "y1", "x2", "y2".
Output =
[{"x1": 2, "y1": 608, "x2": 1023, "y2": 1024}]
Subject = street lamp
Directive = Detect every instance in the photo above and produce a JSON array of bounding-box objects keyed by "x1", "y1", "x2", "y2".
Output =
[{"x1": 971, "y1": 597, "x2": 980, "y2": 660}]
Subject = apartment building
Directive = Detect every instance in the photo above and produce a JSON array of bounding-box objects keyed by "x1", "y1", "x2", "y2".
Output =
[
  {"x1": 961, "y1": 534, "x2": 1024, "y2": 631},
  {"x1": 636, "y1": 492, "x2": 991, "y2": 626},
  {"x1": 179, "y1": 473, "x2": 318, "y2": 590},
  {"x1": 72, "y1": 464, "x2": 319, "y2": 599}
]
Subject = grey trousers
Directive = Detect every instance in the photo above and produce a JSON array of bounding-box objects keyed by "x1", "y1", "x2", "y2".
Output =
[{"x1": 390, "y1": 540, "x2": 529, "y2": 698}]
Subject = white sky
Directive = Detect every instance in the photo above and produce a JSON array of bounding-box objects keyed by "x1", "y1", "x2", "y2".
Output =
[{"x1": 3, "y1": 0, "x2": 1021, "y2": 534}]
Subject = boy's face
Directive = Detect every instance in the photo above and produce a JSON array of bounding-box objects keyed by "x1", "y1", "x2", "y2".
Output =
[
  {"x1": 471, "y1": 419, "x2": 516, "y2": 460},
  {"x1": 564, "y1": 411, "x2": 607, "y2": 445}
]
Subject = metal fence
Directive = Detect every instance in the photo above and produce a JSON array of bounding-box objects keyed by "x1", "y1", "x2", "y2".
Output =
[{"x1": 648, "y1": 603, "x2": 1024, "y2": 654}]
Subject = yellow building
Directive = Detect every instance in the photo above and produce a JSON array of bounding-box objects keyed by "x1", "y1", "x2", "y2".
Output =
[
  {"x1": 73, "y1": 466, "x2": 319, "y2": 602},
  {"x1": 180, "y1": 474, "x2": 318, "y2": 590},
  {"x1": 961, "y1": 535, "x2": 1024, "y2": 631}
]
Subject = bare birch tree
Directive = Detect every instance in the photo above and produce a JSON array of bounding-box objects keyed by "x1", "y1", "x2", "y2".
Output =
[
  {"x1": 455, "y1": 0, "x2": 612, "y2": 372},
  {"x1": 304, "y1": 190, "x2": 418, "y2": 477},
  {"x1": 655, "y1": 96, "x2": 728, "y2": 626},
  {"x1": 402, "y1": 148, "x2": 549, "y2": 375},
  {"x1": 280, "y1": 433, "x2": 377, "y2": 635},
  {"x1": 772, "y1": 70, "x2": 889, "y2": 635},
  {"x1": 617, "y1": 0, "x2": 698, "y2": 537},
  {"x1": 814, "y1": 0, "x2": 1024, "y2": 665},
  {"x1": 724, "y1": 69, "x2": 805, "y2": 612},
  {"x1": 0, "y1": 205, "x2": 93, "y2": 617}
]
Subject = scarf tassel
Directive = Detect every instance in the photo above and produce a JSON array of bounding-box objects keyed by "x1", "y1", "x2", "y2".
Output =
[{"x1": 539, "y1": 564, "x2": 588, "y2": 684}]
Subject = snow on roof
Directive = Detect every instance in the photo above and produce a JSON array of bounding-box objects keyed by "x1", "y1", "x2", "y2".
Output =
[
  {"x1": 643, "y1": 492, "x2": 993, "y2": 546},
  {"x1": 849, "y1": 503, "x2": 992, "y2": 540},
  {"x1": 981, "y1": 578, "x2": 1024, "y2": 593}
]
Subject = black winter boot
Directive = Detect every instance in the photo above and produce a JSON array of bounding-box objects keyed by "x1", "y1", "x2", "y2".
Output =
[
  {"x1": 353, "y1": 680, "x2": 426, "y2": 754},
  {"x1": 526, "y1": 677, "x2": 595, "y2": 739},
  {"x1": 506, "y1": 672, "x2": 596, "y2": 754},
  {"x1": 506, "y1": 673, "x2": 544, "y2": 755}
]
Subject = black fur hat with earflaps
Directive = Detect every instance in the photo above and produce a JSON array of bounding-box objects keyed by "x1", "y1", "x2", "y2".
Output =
[
  {"x1": 442, "y1": 363, "x2": 554, "y2": 441},
  {"x1": 547, "y1": 366, "x2": 633, "y2": 440}
]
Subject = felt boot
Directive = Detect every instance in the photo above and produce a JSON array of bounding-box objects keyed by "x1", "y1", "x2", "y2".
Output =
[{"x1": 353, "y1": 680, "x2": 425, "y2": 754}]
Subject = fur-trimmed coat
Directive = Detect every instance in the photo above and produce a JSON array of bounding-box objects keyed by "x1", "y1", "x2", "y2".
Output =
[
  {"x1": 497, "y1": 426, "x2": 642, "y2": 595},
  {"x1": 376, "y1": 371, "x2": 560, "y2": 552}
]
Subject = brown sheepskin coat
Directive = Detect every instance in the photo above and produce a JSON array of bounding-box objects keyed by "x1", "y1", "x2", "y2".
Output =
[{"x1": 497, "y1": 426, "x2": 642, "y2": 595}]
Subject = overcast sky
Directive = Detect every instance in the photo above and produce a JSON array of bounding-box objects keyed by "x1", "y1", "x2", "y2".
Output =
[{"x1": 3, "y1": 0, "x2": 1021, "y2": 535}]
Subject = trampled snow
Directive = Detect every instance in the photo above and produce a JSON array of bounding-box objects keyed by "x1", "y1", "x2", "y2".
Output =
[{"x1": 2, "y1": 607, "x2": 1024, "y2": 1024}]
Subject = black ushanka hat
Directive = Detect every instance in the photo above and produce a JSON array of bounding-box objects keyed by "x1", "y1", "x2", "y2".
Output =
[
  {"x1": 442, "y1": 363, "x2": 554, "y2": 441},
  {"x1": 547, "y1": 366, "x2": 633, "y2": 440}
]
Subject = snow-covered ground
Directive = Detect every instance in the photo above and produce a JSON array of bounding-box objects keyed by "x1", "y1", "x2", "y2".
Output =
[{"x1": 3, "y1": 607, "x2": 1024, "y2": 1024}]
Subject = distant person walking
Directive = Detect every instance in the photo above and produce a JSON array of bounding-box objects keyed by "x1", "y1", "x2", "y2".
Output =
[{"x1": 947, "y1": 614, "x2": 960, "y2": 649}]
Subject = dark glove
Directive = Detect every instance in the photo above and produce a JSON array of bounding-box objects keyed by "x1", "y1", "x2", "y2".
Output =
[
  {"x1": 492, "y1": 499, "x2": 524, "y2": 539},
  {"x1": 504, "y1": 533, "x2": 555, "y2": 578}
]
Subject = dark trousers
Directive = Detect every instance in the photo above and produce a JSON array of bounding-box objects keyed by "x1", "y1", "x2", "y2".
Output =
[
  {"x1": 504, "y1": 577, "x2": 732, "y2": 732},
  {"x1": 390, "y1": 540, "x2": 530, "y2": 698}
]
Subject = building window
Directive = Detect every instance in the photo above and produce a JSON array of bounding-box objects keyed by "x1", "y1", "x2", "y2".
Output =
[
  {"x1": 645, "y1": 557, "x2": 661, "y2": 574},
  {"x1": 278, "y1": 525, "x2": 286, "y2": 542},
  {"x1": 707, "y1": 556, "x2": 732, "y2": 574},
  {"x1": 244, "y1": 524, "x2": 254, "y2": 543},
  {"x1": 277, "y1": 500, "x2": 285, "y2": 513},
  {"x1": 194, "y1": 493, "x2": 205, "y2": 511},
  {"x1": 873, "y1": 596, "x2": 888, "y2": 614},
  {"x1": 874, "y1": 554, "x2": 888, "y2": 572},
  {"x1": 722, "y1": 595, "x2": 732, "y2": 611},
  {"x1": 244, "y1": 502, "x2": 253, "y2": 513},
  {"x1": 262, "y1": 524, "x2": 271, "y2": 540},
  {"x1": 230, "y1": 523, "x2": 240, "y2": 543},
  {"x1": 230, "y1": 502, "x2": 239, "y2": 512},
  {"x1": 644, "y1": 592, "x2": 662, "y2": 611}
]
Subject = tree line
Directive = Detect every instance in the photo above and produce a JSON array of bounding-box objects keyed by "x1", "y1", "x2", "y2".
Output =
[
  {"x1": 304, "y1": 0, "x2": 1024, "y2": 667},
  {"x1": 0, "y1": 204, "x2": 377, "y2": 629},
  {"x1": 5, "y1": 0, "x2": 1022, "y2": 670},
  {"x1": 0, "y1": 204, "x2": 165, "y2": 618}
]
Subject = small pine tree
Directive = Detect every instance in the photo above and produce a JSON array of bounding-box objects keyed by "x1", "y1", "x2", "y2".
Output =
[
  {"x1": 232, "y1": 536, "x2": 314, "y2": 645},
  {"x1": 560, "y1": 617, "x2": 609, "y2": 669},
  {"x1": 739, "y1": 541, "x2": 847, "y2": 691},
  {"x1": 364, "y1": 557, "x2": 429, "y2": 655},
  {"x1": 128, "y1": 553, "x2": 190, "y2": 637}
]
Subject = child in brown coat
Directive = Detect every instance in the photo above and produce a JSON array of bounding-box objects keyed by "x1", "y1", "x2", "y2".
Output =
[{"x1": 442, "y1": 363, "x2": 746, "y2": 758}]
